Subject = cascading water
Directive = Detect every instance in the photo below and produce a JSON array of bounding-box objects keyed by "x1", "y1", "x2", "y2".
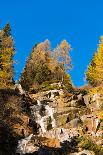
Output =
[
  {"x1": 15, "y1": 83, "x2": 25, "y2": 95},
  {"x1": 45, "y1": 105, "x2": 56, "y2": 128},
  {"x1": 17, "y1": 99, "x2": 57, "y2": 154},
  {"x1": 16, "y1": 134, "x2": 34, "y2": 154},
  {"x1": 30, "y1": 100, "x2": 56, "y2": 133},
  {"x1": 16, "y1": 95, "x2": 76, "y2": 154}
]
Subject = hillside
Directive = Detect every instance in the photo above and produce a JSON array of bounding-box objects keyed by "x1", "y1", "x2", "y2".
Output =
[
  {"x1": 0, "y1": 83, "x2": 103, "y2": 155},
  {"x1": 0, "y1": 24, "x2": 103, "y2": 155}
]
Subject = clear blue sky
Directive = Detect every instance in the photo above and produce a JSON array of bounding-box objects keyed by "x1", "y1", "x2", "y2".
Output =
[{"x1": 0, "y1": 0, "x2": 103, "y2": 86}]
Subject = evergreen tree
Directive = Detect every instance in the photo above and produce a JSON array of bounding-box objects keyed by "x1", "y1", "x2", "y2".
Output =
[
  {"x1": 3, "y1": 23, "x2": 11, "y2": 37},
  {"x1": 0, "y1": 23, "x2": 15, "y2": 87}
]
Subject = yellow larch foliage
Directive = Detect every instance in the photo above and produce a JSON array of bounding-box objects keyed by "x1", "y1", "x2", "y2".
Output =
[
  {"x1": 86, "y1": 36, "x2": 103, "y2": 86},
  {"x1": 0, "y1": 24, "x2": 15, "y2": 88}
]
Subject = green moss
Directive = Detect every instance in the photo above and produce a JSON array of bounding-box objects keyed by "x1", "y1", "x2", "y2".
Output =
[{"x1": 57, "y1": 115, "x2": 68, "y2": 126}]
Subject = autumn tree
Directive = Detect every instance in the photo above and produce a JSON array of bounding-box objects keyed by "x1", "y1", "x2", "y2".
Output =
[
  {"x1": 53, "y1": 40, "x2": 71, "y2": 81},
  {"x1": 20, "y1": 40, "x2": 51, "y2": 90},
  {"x1": 20, "y1": 39, "x2": 72, "y2": 91},
  {"x1": 86, "y1": 36, "x2": 103, "y2": 86},
  {"x1": 0, "y1": 23, "x2": 15, "y2": 87}
]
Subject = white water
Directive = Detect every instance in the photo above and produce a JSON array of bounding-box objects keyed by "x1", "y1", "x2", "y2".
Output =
[
  {"x1": 17, "y1": 98, "x2": 71, "y2": 154},
  {"x1": 30, "y1": 100, "x2": 56, "y2": 133},
  {"x1": 17, "y1": 99, "x2": 57, "y2": 154},
  {"x1": 45, "y1": 105, "x2": 56, "y2": 128},
  {"x1": 36, "y1": 114, "x2": 46, "y2": 133},
  {"x1": 16, "y1": 134, "x2": 34, "y2": 154},
  {"x1": 15, "y1": 84, "x2": 25, "y2": 95},
  {"x1": 37, "y1": 99, "x2": 41, "y2": 106}
]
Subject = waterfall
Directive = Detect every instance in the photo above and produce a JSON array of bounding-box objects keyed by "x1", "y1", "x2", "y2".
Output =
[
  {"x1": 37, "y1": 99, "x2": 41, "y2": 106},
  {"x1": 16, "y1": 134, "x2": 34, "y2": 154},
  {"x1": 30, "y1": 99, "x2": 56, "y2": 133},
  {"x1": 15, "y1": 83, "x2": 25, "y2": 95},
  {"x1": 36, "y1": 114, "x2": 46, "y2": 133},
  {"x1": 16, "y1": 97, "x2": 77, "y2": 154},
  {"x1": 45, "y1": 105, "x2": 56, "y2": 128}
]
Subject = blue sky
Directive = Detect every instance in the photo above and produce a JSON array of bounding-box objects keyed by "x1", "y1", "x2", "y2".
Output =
[{"x1": 0, "y1": 0, "x2": 103, "y2": 86}]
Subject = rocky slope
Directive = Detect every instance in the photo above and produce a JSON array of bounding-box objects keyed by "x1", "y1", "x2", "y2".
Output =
[{"x1": 0, "y1": 83, "x2": 103, "y2": 155}]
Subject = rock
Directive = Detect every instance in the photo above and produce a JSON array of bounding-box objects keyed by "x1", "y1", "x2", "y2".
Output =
[
  {"x1": 69, "y1": 94, "x2": 86, "y2": 107},
  {"x1": 90, "y1": 93, "x2": 103, "y2": 110},
  {"x1": 44, "y1": 89, "x2": 60, "y2": 99},
  {"x1": 57, "y1": 114, "x2": 68, "y2": 126},
  {"x1": 96, "y1": 129, "x2": 103, "y2": 138},
  {"x1": 83, "y1": 95, "x2": 90, "y2": 106},
  {"x1": 81, "y1": 114, "x2": 102, "y2": 137},
  {"x1": 40, "y1": 128, "x2": 78, "y2": 143},
  {"x1": 71, "y1": 100, "x2": 77, "y2": 107},
  {"x1": 69, "y1": 118, "x2": 82, "y2": 128},
  {"x1": 77, "y1": 94, "x2": 83, "y2": 100},
  {"x1": 70, "y1": 149, "x2": 95, "y2": 155}
]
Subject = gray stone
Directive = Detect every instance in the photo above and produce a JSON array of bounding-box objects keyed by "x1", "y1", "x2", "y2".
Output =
[
  {"x1": 83, "y1": 95, "x2": 90, "y2": 106},
  {"x1": 69, "y1": 118, "x2": 82, "y2": 128},
  {"x1": 70, "y1": 149, "x2": 95, "y2": 155}
]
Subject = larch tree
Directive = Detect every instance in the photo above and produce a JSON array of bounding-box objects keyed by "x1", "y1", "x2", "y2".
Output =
[
  {"x1": 86, "y1": 36, "x2": 103, "y2": 86},
  {"x1": 53, "y1": 40, "x2": 71, "y2": 81},
  {"x1": 0, "y1": 23, "x2": 15, "y2": 87},
  {"x1": 20, "y1": 40, "x2": 51, "y2": 90}
]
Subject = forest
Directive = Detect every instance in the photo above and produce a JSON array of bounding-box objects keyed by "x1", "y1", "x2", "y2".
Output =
[{"x1": 1, "y1": 23, "x2": 103, "y2": 90}]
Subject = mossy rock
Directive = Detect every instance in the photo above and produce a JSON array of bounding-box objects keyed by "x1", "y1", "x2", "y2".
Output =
[{"x1": 56, "y1": 115, "x2": 68, "y2": 126}]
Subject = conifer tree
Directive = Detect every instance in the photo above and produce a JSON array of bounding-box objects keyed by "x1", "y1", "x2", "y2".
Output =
[
  {"x1": 86, "y1": 36, "x2": 103, "y2": 86},
  {"x1": 0, "y1": 23, "x2": 15, "y2": 87}
]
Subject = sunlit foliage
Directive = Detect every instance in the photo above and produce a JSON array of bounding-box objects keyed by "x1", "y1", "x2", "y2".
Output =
[
  {"x1": 20, "y1": 40, "x2": 72, "y2": 90},
  {"x1": 86, "y1": 36, "x2": 103, "y2": 86},
  {"x1": 0, "y1": 23, "x2": 15, "y2": 87}
]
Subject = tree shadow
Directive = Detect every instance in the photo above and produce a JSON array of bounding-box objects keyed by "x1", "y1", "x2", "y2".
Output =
[
  {"x1": 23, "y1": 137, "x2": 78, "y2": 155},
  {"x1": 0, "y1": 121, "x2": 18, "y2": 155}
]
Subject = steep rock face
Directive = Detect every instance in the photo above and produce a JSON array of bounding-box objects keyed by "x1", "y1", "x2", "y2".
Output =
[
  {"x1": 29, "y1": 87, "x2": 102, "y2": 134},
  {"x1": 1, "y1": 85, "x2": 103, "y2": 155}
]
